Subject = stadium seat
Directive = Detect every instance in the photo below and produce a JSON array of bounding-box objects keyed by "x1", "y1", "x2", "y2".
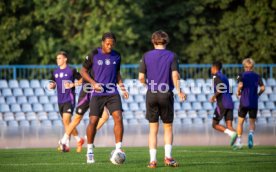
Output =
[
  {"x1": 3, "y1": 112, "x2": 14, "y2": 121},
  {"x1": 265, "y1": 86, "x2": 273, "y2": 94},
  {"x1": 0, "y1": 97, "x2": 5, "y2": 104},
  {"x1": 206, "y1": 79, "x2": 213, "y2": 85},
  {"x1": 182, "y1": 102, "x2": 192, "y2": 110},
  {"x1": 129, "y1": 86, "x2": 139, "y2": 95},
  {"x1": 52, "y1": 119, "x2": 63, "y2": 127},
  {"x1": 265, "y1": 102, "x2": 275, "y2": 110},
  {"x1": 10, "y1": 104, "x2": 21, "y2": 113},
  {"x1": 258, "y1": 102, "x2": 265, "y2": 110},
  {"x1": 134, "y1": 110, "x2": 144, "y2": 119},
  {"x1": 182, "y1": 118, "x2": 192, "y2": 125},
  {"x1": 234, "y1": 102, "x2": 239, "y2": 109},
  {"x1": 203, "y1": 102, "x2": 213, "y2": 110},
  {"x1": 261, "y1": 110, "x2": 271, "y2": 117},
  {"x1": 197, "y1": 94, "x2": 207, "y2": 102},
  {"x1": 23, "y1": 88, "x2": 34, "y2": 96},
  {"x1": 232, "y1": 95, "x2": 238, "y2": 102},
  {"x1": 267, "y1": 117, "x2": 276, "y2": 124},
  {"x1": 37, "y1": 112, "x2": 48, "y2": 120},
  {"x1": 185, "y1": 79, "x2": 195, "y2": 86},
  {"x1": 192, "y1": 102, "x2": 202, "y2": 110},
  {"x1": 174, "y1": 102, "x2": 182, "y2": 111},
  {"x1": 2, "y1": 88, "x2": 12, "y2": 96},
  {"x1": 33, "y1": 103, "x2": 44, "y2": 112},
  {"x1": 123, "y1": 111, "x2": 134, "y2": 119},
  {"x1": 19, "y1": 80, "x2": 30, "y2": 88},
  {"x1": 40, "y1": 80, "x2": 49, "y2": 88},
  {"x1": 186, "y1": 94, "x2": 196, "y2": 102},
  {"x1": 0, "y1": 104, "x2": 10, "y2": 112},
  {"x1": 257, "y1": 117, "x2": 267, "y2": 124},
  {"x1": 21, "y1": 103, "x2": 33, "y2": 112},
  {"x1": 187, "y1": 110, "x2": 197, "y2": 118},
  {"x1": 259, "y1": 94, "x2": 269, "y2": 102},
  {"x1": 25, "y1": 112, "x2": 37, "y2": 121},
  {"x1": 39, "y1": 95, "x2": 49, "y2": 104},
  {"x1": 129, "y1": 103, "x2": 139, "y2": 111},
  {"x1": 0, "y1": 80, "x2": 8, "y2": 88},
  {"x1": 193, "y1": 117, "x2": 203, "y2": 124},
  {"x1": 8, "y1": 80, "x2": 19, "y2": 88},
  {"x1": 49, "y1": 95, "x2": 58, "y2": 103},
  {"x1": 19, "y1": 120, "x2": 30, "y2": 127},
  {"x1": 8, "y1": 120, "x2": 18, "y2": 127},
  {"x1": 175, "y1": 110, "x2": 187, "y2": 118},
  {"x1": 269, "y1": 94, "x2": 276, "y2": 101},
  {"x1": 139, "y1": 102, "x2": 146, "y2": 111},
  {"x1": 17, "y1": 96, "x2": 28, "y2": 104},
  {"x1": 6, "y1": 96, "x2": 16, "y2": 104},
  {"x1": 13, "y1": 88, "x2": 24, "y2": 96},
  {"x1": 191, "y1": 86, "x2": 201, "y2": 94},
  {"x1": 15, "y1": 112, "x2": 26, "y2": 121},
  {"x1": 34, "y1": 88, "x2": 45, "y2": 96},
  {"x1": 134, "y1": 95, "x2": 144, "y2": 102},
  {"x1": 128, "y1": 119, "x2": 138, "y2": 125},
  {"x1": 28, "y1": 96, "x2": 39, "y2": 104},
  {"x1": 48, "y1": 112, "x2": 59, "y2": 120},
  {"x1": 0, "y1": 121, "x2": 7, "y2": 127},
  {"x1": 54, "y1": 104, "x2": 59, "y2": 111},
  {"x1": 30, "y1": 80, "x2": 41, "y2": 88},
  {"x1": 195, "y1": 78, "x2": 205, "y2": 87},
  {"x1": 30, "y1": 120, "x2": 40, "y2": 127},
  {"x1": 124, "y1": 95, "x2": 134, "y2": 103},
  {"x1": 44, "y1": 103, "x2": 54, "y2": 112},
  {"x1": 197, "y1": 110, "x2": 208, "y2": 117},
  {"x1": 182, "y1": 87, "x2": 191, "y2": 94},
  {"x1": 122, "y1": 103, "x2": 129, "y2": 111},
  {"x1": 41, "y1": 120, "x2": 52, "y2": 127},
  {"x1": 267, "y1": 78, "x2": 276, "y2": 86}
]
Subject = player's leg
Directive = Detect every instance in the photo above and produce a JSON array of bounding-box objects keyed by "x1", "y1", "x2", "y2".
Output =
[
  {"x1": 248, "y1": 109, "x2": 257, "y2": 149},
  {"x1": 235, "y1": 107, "x2": 248, "y2": 148},
  {"x1": 61, "y1": 112, "x2": 73, "y2": 152},
  {"x1": 111, "y1": 110, "x2": 124, "y2": 149},
  {"x1": 225, "y1": 110, "x2": 237, "y2": 146},
  {"x1": 148, "y1": 122, "x2": 159, "y2": 168},
  {"x1": 96, "y1": 107, "x2": 110, "y2": 130}
]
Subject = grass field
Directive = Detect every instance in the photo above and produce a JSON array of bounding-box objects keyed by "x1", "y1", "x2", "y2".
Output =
[{"x1": 0, "y1": 146, "x2": 276, "y2": 172}]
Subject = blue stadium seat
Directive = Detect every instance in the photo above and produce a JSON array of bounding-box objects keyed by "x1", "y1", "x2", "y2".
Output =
[
  {"x1": 197, "y1": 94, "x2": 207, "y2": 102},
  {"x1": 122, "y1": 103, "x2": 129, "y2": 111},
  {"x1": 139, "y1": 102, "x2": 146, "y2": 111},
  {"x1": 123, "y1": 111, "x2": 134, "y2": 119},
  {"x1": 186, "y1": 94, "x2": 196, "y2": 102},
  {"x1": 129, "y1": 103, "x2": 139, "y2": 111},
  {"x1": 21, "y1": 103, "x2": 33, "y2": 112},
  {"x1": 30, "y1": 80, "x2": 41, "y2": 88},
  {"x1": 193, "y1": 117, "x2": 203, "y2": 124},
  {"x1": 40, "y1": 80, "x2": 49, "y2": 88},
  {"x1": 3, "y1": 112, "x2": 14, "y2": 121},
  {"x1": 228, "y1": 78, "x2": 236, "y2": 87},
  {"x1": 2, "y1": 88, "x2": 12, "y2": 96},
  {"x1": 124, "y1": 95, "x2": 134, "y2": 103},
  {"x1": 182, "y1": 102, "x2": 192, "y2": 110},
  {"x1": 39, "y1": 95, "x2": 49, "y2": 104},
  {"x1": 48, "y1": 112, "x2": 59, "y2": 120},
  {"x1": 175, "y1": 110, "x2": 187, "y2": 119},
  {"x1": 185, "y1": 79, "x2": 195, "y2": 86},
  {"x1": 259, "y1": 94, "x2": 269, "y2": 102},
  {"x1": 8, "y1": 80, "x2": 19, "y2": 88},
  {"x1": 197, "y1": 110, "x2": 208, "y2": 117},
  {"x1": 13, "y1": 88, "x2": 24, "y2": 96},
  {"x1": 203, "y1": 102, "x2": 213, "y2": 110},
  {"x1": 0, "y1": 121, "x2": 7, "y2": 127},
  {"x1": 0, "y1": 104, "x2": 10, "y2": 112},
  {"x1": 44, "y1": 103, "x2": 54, "y2": 112},
  {"x1": 34, "y1": 88, "x2": 45, "y2": 96},
  {"x1": 258, "y1": 102, "x2": 265, "y2": 110},
  {"x1": 265, "y1": 102, "x2": 275, "y2": 110},
  {"x1": 234, "y1": 102, "x2": 239, "y2": 109},
  {"x1": 37, "y1": 112, "x2": 48, "y2": 120},
  {"x1": 15, "y1": 112, "x2": 26, "y2": 121},
  {"x1": 17, "y1": 96, "x2": 28, "y2": 104},
  {"x1": 0, "y1": 80, "x2": 8, "y2": 89},
  {"x1": 192, "y1": 102, "x2": 202, "y2": 110},
  {"x1": 32, "y1": 103, "x2": 44, "y2": 112},
  {"x1": 134, "y1": 95, "x2": 144, "y2": 102},
  {"x1": 19, "y1": 80, "x2": 30, "y2": 88},
  {"x1": 0, "y1": 97, "x2": 5, "y2": 104},
  {"x1": 30, "y1": 120, "x2": 40, "y2": 127},
  {"x1": 6, "y1": 96, "x2": 16, "y2": 104},
  {"x1": 23, "y1": 88, "x2": 34, "y2": 96},
  {"x1": 25, "y1": 112, "x2": 37, "y2": 121},
  {"x1": 261, "y1": 110, "x2": 271, "y2": 117},
  {"x1": 182, "y1": 87, "x2": 191, "y2": 94},
  {"x1": 195, "y1": 79, "x2": 205, "y2": 87},
  {"x1": 8, "y1": 120, "x2": 18, "y2": 127},
  {"x1": 174, "y1": 102, "x2": 181, "y2": 111},
  {"x1": 28, "y1": 96, "x2": 39, "y2": 104},
  {"x1": 232, "y1": 95, "x2": 238, "y2": 102},
  {"x1": 182, "y1": 118, "x2": 192, "y2": 125},
  {"x1": 134, "y1": 110, "x2": 144, "y2": 119},
  {"x1": 19, "y1": 120, "x2": 30, "y2": 127},
  {"x1": 41, "y1": 120, "x2": 52, "y2": 127},
  {"x1": 267, "y1": 78, "x2": 276, "y2": 86},
  {"x1": 128, "y1": 119, "x2": 138, "y2": 125},
  {"x1": 52, "y1": 119, "x2": 63, "y2": 127},
  {"x1": 265, "y1": 86, "x2": 273, "y2": 94},
  {"x1": 187, "y1": 110, "x2": 197, "y2": 118},
  {"x1": 191, "y1": 87, "x2": 201, "y2": 94},
  {"x1": 10, "y1": 104, "x2": 21, "y2": 113},
  {"x1": 49, "y1": 95, "x2": 58, "y2": 103},
  {"x1": 257, "y1": 117, "x2": 267, "y2": 124},
  {"x1": 269, "y1": 94, "x2": 276, "y2": 101}
]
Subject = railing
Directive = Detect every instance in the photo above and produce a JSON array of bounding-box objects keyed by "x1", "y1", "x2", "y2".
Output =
[{"x1": 0, "y1": 64, "x2": 275, "y2": 80}]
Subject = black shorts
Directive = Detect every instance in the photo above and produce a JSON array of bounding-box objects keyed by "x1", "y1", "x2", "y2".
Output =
[
  {"x1": 146, "y1": 90, "x2": 174, "y2": 123},
  {"x1": 75, "y1": 89, "x2": 91, "y2": 115},
  {"x1": 238, "y1": 106, "x2": 258, "y2": 119},
  {"x1": 58, "y1": 102, "x2": 74, "y2": 116},
  {"x1": 213, "y1": 107, "x2": 233, "y2": 121},
  {"x1": 89, "y1": 94, "x2": 122, "y2": 117}
]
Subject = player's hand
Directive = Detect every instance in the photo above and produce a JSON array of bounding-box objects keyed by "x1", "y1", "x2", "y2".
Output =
[
  {"x1": 64, "y1": 82, "x2": 74, "y2": 89},
  {"x1": 122, "y1": 91, "x2": 129, "y2": 99},
  {"x1": 178, "y1": 92, "x2": 186, "y2": 102},
  {"x1": 93, "y1": 83, "x2": 103, "y2": 92},
  {"x1": 236, "y1": 91, "x2": 241, "y2": 98},
  {"x1": 209, "y1": 95, "x2": 216, "y2": 103}
]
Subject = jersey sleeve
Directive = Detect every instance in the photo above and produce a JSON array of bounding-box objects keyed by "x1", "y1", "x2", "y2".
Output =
[
  {"x1": 82, "y1": 54, "x2": 93, "y2": 70},
  {"x1": 171, "y1": 54, "x2": 179, "y2": 72},
  {"x1": 237, "y1": 73, "x2": 243, "y2": 83},
  {"x1": 72, "y1": 68, "x2": 82, "y2": 80},
  {"x1": 258, "y1": 76, "x2": 264, "y2": 86},
  {"x1": 139, "y1": 55, "x2": 146, "y2": 74},
  {"x1": 50, "y1": 71, "x2": 55, "y2": 81}
]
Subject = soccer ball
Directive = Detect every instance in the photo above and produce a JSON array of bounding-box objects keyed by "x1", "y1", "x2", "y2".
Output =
[{"x1": 110, "y1": 149, "x2": 126, "y2": 165}]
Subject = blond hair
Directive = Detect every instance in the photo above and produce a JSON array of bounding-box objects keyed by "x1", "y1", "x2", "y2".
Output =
[
  {"x1": 151, "y1": 30, "x2": 169, "y2": 45},
  {"x1": 242, "y1": 58, "x2": 255, "y2": 70}
]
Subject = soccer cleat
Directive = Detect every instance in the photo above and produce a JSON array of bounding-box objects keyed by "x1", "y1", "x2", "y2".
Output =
[
  {"x1": 248, "y1": 134, "x2": 254, "y2": 149},
  {"x1": 164, "y1": 157, "x2": 179, "y2": 167},
  {"x1": 232, "y1": 143, "x2": 243, "y2": 150},
  {"x1": 87, "y1": 153, "x2": 95, "y2": 164},
  {"x1": 230, "y1": 133, "x2": 238, "y2": 146},
  {"x1": 62, "y1": 144, "x2": 70, "y2": 152},
  {"x1": 76, "y1": 138, "x2": 85, "y2": 153},
  {"x1": 147, "y1": 161, "x2": 157, "y2": 168}
]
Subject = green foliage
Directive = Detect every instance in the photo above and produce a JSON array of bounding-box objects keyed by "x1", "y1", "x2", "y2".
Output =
[{"x1": 0, "y1": 0, "x2": 275, "y2": 64}]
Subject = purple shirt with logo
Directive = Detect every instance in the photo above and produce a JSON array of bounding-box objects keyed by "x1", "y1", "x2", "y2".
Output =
[
  {"x1": 237, "y1": 71, "x2": 264, "y2": 109},
  {"x1": 51, "y1": 66, "x2": 81, "y2": 104},
  {"x1": 82, "y1": 48, "x2": 121, "y2": 96},
  {"x1": 139, "y1": 49, "x2": 178, "y2": 92}
]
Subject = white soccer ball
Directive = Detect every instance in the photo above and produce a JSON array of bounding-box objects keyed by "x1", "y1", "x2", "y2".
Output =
[{"x1": 110, "y1": 149, "x2": 126, "y2": 165}]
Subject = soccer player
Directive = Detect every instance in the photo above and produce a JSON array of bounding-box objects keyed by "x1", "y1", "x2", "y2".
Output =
[
  {"x1": 139, "y1": 30, "x2": 186, "y2": 168},
  {"x1": 48, "y1": 51, "x2": 84, "y2": 152},
  {"x1": 209, "y1": 61, "x2": 237, "y2": 147},
  {"x1": 58, "y1": 79, "x2": 110, "y2": 153},
  {"x1": 235, "y1": 58, "x2": 265, "y2": 149},
  {"x1": 80, "y1": 32, "x2": 129, "y2": 164}
]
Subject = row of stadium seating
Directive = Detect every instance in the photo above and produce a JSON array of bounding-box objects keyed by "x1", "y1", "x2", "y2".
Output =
[{"x1": 0, "y1": 79, "x2": 276, "y2": 128}]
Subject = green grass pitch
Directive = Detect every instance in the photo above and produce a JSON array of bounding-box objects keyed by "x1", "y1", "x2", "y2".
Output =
[{"x1": 0, "y1": 146, "x2": 275, "y2": 172}]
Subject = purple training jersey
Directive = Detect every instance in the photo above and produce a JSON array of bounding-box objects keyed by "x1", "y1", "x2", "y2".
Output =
[
  {"x1": 139, "y1": 49, "x2": 179, "y2": 92},
  {"x1": 237, "y1": 71, "x2": 264, "y2": 109},
  {"x1": 213, "y1": 71, "x2": 234, "y2": 110},
  {"x1": 82, "y1": 48, "x2": 121, "y2": 96},
  {"x1": 51, "y1": 66, "x2": 81, "y2": 104}
]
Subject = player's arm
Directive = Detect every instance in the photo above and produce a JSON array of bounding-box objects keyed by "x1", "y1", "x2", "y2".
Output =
[
  {"x1": 48, "y1": 72, "x2": 56, "y2": 89},
  {"x1": 258, "y1": 77, "x2": 265, "y2": 97},
  {"x1": 117, "y1": 72, "x2": 129, "y2": 99},
  {"x1": 138, "y1": 55, "x2": 147, "y2": 86},
  {"x1": 171, "y1": 55, "x2": 186, "y2": 102},
  {"x1": 64, "y1": 69, "x2": 83, "y2": 89},
  {"x1": 236, "y1": 73, "x2": 243, "y2": 97}
]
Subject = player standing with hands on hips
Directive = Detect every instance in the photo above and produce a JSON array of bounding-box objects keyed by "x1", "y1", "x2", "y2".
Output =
[
  {"x1": 80, "y1": 32, "x2": 129, "y2": 164},
  {"x1": 139, "y1": 30, "x2": 186, "y2": 168}
]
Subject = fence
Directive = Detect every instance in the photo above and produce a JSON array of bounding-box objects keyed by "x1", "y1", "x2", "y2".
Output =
[{"x1": 0, "y1": 64, "x2": 275, "y2": 80}]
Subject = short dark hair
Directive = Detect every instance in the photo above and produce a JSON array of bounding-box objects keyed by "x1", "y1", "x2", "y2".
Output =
[
  {"x1": 57, "y1": 51, "x2": 69, "y2": 63},
  {"x1": 102, "y1": 32, "x2": 116, "y2": 43},
  {"x1": 151, "y1": 30, "x2": 169, "y2": 45},
  {"x1": 212, "y1": 61, "x2": 222, "y2": 70}
]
